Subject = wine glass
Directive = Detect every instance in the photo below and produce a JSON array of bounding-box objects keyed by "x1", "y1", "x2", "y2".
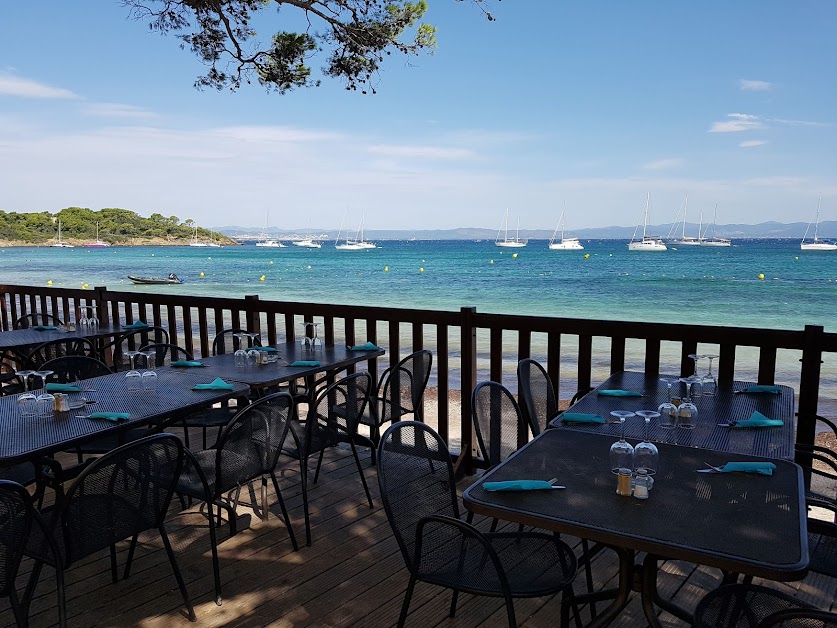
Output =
[
  {"x1": 33, "y1": 370, "x2": 55, "y2": 390},
  {"x1": 609, "y1": 409, "x2": 635, "y2": 425},
  {"x1": 680, "y1": 375, "x2": 702, "y2": 401},
  {"x1": 14, "y1": 370, "x2": 35, "y2": 392},
  {"x1": 125, "y1": 370, "x2": 142, "y2": 392},
  {"x1": 15, "y1": 371, "x2": 37, "y2": 417},
  {"x1": 634, "y1": 412, "x2": 659, "y2": 475},
  {"x1": 123, "y1": 350, "x2": 140, "y2": 371},
  {"x1": 36, "y1": 393, "x2": 55, "y2": 418},
  {"x1": 609, "y1": 417, "x2": 635, "y2": 474},
  {"x1": 234, "y1": 348, "x2": 247, "y2": 367},
  {"x1": 678, "y1": 395, "x2": 698, "y2": 429},
  {"x1": 687, "y1": 355, "x2": 704, "y2": 398},
  {"x1": 77, "y1": 307, "x2": 89, "y2": 329},
  {"x1": 702, "y1": 354, "x2": 718, "y2": 396}
]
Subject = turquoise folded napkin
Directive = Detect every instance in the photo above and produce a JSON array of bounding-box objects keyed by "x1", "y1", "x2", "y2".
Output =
[
  {"x1": 719, "y1": 462, "x2": 777, "y2": 476},
  {"x1": 254, "y1": 346, "x2": 277, "y2": 352},
  {"x1": 348, "y1": 341, "x2": 383, "y2": 351},
  {"x1": 561, "y1": 413, "x2": 605, "y2": 424},
  {"x1": 484, "y1": 480, "x2": 556, "y2": 491},
  {"x1": 733, "y1": 411, "x2": 784, "y2": 428},
  {"x1": 597, "y1": 389, "x2": 642, "y2": 397},
  {"x1": 33, "y1": 325, "x2": 59, "y2": 331},
  {"x1": 87, "y1": 412, "x2": 130, "y2": 422},
  {"x1": 122, "y1": 321, "x2": 149, "y2": 329},
  {"x1": 192, "y1": 377, "x2": 234, "y2": 391},
  {"x1": 45, "y1": 383, "x2": 81, "y2": 393},
  {"x1": 290, "y1": 360, "x2": 320, "y2": 367},
  {"x1": 170, "y1": 360, "x2": 205, "y2": 368},
  {"x1": 742, "y1": 385, "x2": 781, "y2": 394}
]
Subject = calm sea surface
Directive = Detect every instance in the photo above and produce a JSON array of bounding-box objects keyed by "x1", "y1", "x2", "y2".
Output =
[{"x1": 3, "y1": 239, "x2": 837, "y2": 402}]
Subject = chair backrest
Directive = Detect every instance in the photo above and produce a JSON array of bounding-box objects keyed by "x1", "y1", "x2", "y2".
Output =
[
  {"x1": 517, "y1": 358, "x2": 557, "y2": 436},
  {"x1": 377, "y1": 421, "x2": 459, "y2": 569},
  {"x1": 138, "y1": 343, "x2": 194, "y2": 368},
  {"x1": 305, "y1": 372, "x2": 373, "y2": 452},
  {"x1": 213, "y1": 392, "x2": 294, "y2": 494},
  {"x1": 212, "y1": 329, "x2": 261, "y2": 356},
  {"x1": 13, "y1": 313, "x2": 64, "y2": 330},
  {"x1": 472, "y1": 381, "x2": 528, "y2": 468},
  {"x1": 60, "y1": 434, "x2": 183, "y2": 566},
  {"x1": 0, "y1": 360, "x2": 24, "y2": 397},
  {"x1": 378, "y1": 350, "x2": 433, "y2": 424},
  {"x1": 25, "y1": 338, "x2": 97, "y2": 369},
  {"x1": 0, "y1": 481, "x2": 33, "y2": 597},
  {"x1": 760, "y1": 608, "x2": 837, "y2": 627},
  {"x1": 40, "y1": 355, "x2": 112, "y2": 382},
  {"x1": 110, "y1": 327, "x2": 170, "y2": 370}
]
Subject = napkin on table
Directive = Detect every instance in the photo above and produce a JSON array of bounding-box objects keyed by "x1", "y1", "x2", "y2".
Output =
[
  {"x1": 254, "y1": 346, "x2": 277, "y2": 352},
  {"x1": 741, "y1": 384, "x2": 782, "y2": 394},
  {"x1": 122, "y1": 321, "x2": 149, "y2": 329},
  {"x1": 87, "y1": 412, "x2": 130, "y2": 422},
  {"x1": 484, "y1": 480, "x2": 557, "y2": 491},
  {"x1": 290, "y1": 360, "x2": 320, "y2": 367},
  {"x1": 733, "y1": 411, "x2": 784, "y2": 428},
  {"x1": 45, "y1": 383, "x2": 81, "y2": 393},
  {"x1": 33, "y1": 325, "x2": 59, "y2": 331},
  {"x1": 560, "y1": 413, "x2": 605, "y2": 424},
  {"x1": 170, "y1": 360, "x2": 206, "y2": 368},
  {"x1": 597, "y1": 389, "x2": 642, "y2": 397},
  {"x1": 348, "y1": 342, "x2": 383, "y2": 351},
  {"x1": 718, "y1": 462, "x2": 777, "y2": 475},
  {"x1": 192, "y1": 377, "x2": 234, "y2": 391}
]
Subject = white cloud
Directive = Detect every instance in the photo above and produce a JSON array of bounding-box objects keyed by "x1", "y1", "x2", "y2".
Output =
[
  {"x1": 743, "y1": 176, "x2": 803, "y2": 187},
  {"x1": 211, "y1": 126, "x2": 344, "y2": 143},
  {"x1": 642, "y1": 158, "x2": 684, "y2": 171},
  {"x1": 81, "y1": 103, "x2": 156, "y2": 119},
  {"x1": 770, "y1": 117, "x2": 831, "y2": 128},
  {"x1": 709, "y1": 113, "x2": 765, "y2": 133},
  {"x1": 367, "y1": 144, "x2": 475, "y2": 160},
  {"x1": 739, "y1": 140, "x2": 768, "y2": 148},
  {"x1": 739, "y1": 79, "x2": 773, "y2": 92},
  {"x1": 0, "y1": 75, "x2": 78, "y2": 99}
]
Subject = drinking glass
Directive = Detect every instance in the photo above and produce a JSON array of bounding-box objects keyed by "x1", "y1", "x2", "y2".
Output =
[
  {"x1": 123, "y1": 350, "x2": 140, "y2": 371},
  {"x1": 609, "y1": 409, "x2": 635, "y2": 426},
  {"x1": 77, "y1": 307, "x2": 89, "y2": 329},
  {"x1": 633, "y1": 412, "x2": 659, "y2": 475},
  {"x1": 17, "y1": 392, "x2": 37, "y2": 418},
  {"x1": 678, "y1": 396, "x2": 698, "y2": 429},
  {"x1": 125, "y1": 370, "x2": 142, "y2": 392},
  {"x1": 33, "y1": 370, "x2": 55, "y2": 389},
  {"x1": 702, "y1": 354, "x2": 718, "y2": 396},
  {"x1": 15, "y1": 370, "x2": 35, "y2": 392},
  {"x1": 138, "y1": 350, "x2": 156, "y2": 371},
  {"x1": 657, "y1": 399, "x2": 678, "y2": 429},
  {"x1": 234, "y1": 348, "x2": 247, "y2": 367},
  {"x1": 609, "y1": 417, "x2": 635, "y2": 474},
  {"x1": 686, "y1": 355, "x2": 704, "y2": 398},
  {"x1": 141, "y1": 370, "x2": 158, "y2": 392},
  {"x1": 36, "y1": 393, "x2": 55, "y2": 418},
  {"x1": 680, "y1": 375, "x2": 702, "y2": 401},
  {"x1": 246, "y1": 349, "x2": 260, "y2": 367}
]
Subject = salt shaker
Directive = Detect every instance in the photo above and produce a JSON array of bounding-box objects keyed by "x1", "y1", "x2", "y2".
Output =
[{"x1": 633, "y1": 470, "x2": 652, "y2": 500}]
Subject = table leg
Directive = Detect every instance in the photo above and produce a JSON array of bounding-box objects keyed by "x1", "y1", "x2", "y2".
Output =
[
  {"x1": 643, "y1": 554, "x2": 694, "y2": 625},
  {"x1": 562, "y1": 547, "x2": 633, "y2": 628}
]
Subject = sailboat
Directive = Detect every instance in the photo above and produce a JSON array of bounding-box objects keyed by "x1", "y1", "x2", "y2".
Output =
[
  {"x1": 495, "y1": 209, "x2": 527, "y2": 248},
  {"x1": 189, "y1": 225, "x2": 209, "y2": 247},
  {"x1": 548, "y1": 209, "x2": 583, "y2": 250},
  {"x1": 801, "y1": 194, "x2": 837, "y2": 251},
  {"x1": 670, "y1": 195, "x2": 701, "y2": 246},
  {"x1": 86, "y1": 222, "x2": 110, "y2": 248},
  {"x1": 701, "y1": 204, "x2": 732, "y2": 247},
  {"x1": 628, "y1": 194, "x2": 667, "y2": 251},
  {"x1": 292, "y1": 237, "x2": 322, "y2": 248},
  {"x1": 335, "y1": 212, "x2": 376, "y2": 250},
  {"x1": 50, "y1": 220, "x2": 74, "y2": 248},
  {"x1": 255, "y1": 211, "x2": 285, "y2": 248}
]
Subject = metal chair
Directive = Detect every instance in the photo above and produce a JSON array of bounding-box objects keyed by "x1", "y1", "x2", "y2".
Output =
[
  {"x1": 138, "y1": 342, "x2": 195, "y2": 367},
  {"x1": 283, "y1": 372, "x2": 373, "y2": 546},
  {"x1": 107, "y1": 326, "x2": 170, "y2": 371},
  {"x1": 176, "y1": 392, "x2": 298, "y2": 604},
  {"x1": 40, "y1": 355, "x2": 112, "y2": 382},
  {"x1": 472, "y1": 381, "x2": 530, "y2": 469},
  {"x1": 377, "y1": 421, "x2": 578, "y2": 628},
  {"x1": 760, "y1": 608, "x2": 837, "y2": 627},
  {"x1": 212, "y1": 328, "x2": 261, "y2": 355},
  {"x1": 23, "y1": 338, "x2": 97, "y2": 369},
  {"x1": 693, "y1": 583, "x2": 818, "y2": 628},
  {"x1": 517, "y1": 358, "x2": 558, "y2": 436},
  {"x1": 23, "y1": 434, "x2": 194, "y2": 623},
  {"x1": 13, "y1": 313, "x2": 64, "y2": 329},
  {"x1": 358, "y1": 350, "x2": 432, "y2": 461}
]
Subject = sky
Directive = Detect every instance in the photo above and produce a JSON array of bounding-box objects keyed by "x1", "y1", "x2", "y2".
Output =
[{"x1": 1, "y1": 1, "x2": 836, "y2": 232}]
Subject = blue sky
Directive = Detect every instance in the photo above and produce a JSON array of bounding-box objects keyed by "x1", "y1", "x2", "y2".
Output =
[{"x1": 1, "y1": 1, "x2": 836, "y2": 231}]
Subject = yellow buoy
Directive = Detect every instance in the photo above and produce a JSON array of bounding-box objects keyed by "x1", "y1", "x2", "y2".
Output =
[
  {"x1": 260, "y1": 275, "x2": 266, "y2": 282},
  {"x1": 795, "y1": 257, "x2": 799, "y2": 260},
  {"x1": 384, "y1": 266, "x2": 389, "y2": 272},
  {"x1": 490, "y1": 260, "x2": 494, "y2": 264},
  {"x1": 200, "y1": 272, "x2": 205, "y2": 277},
  {"x1": 758, "y1": 273, "x2": 765, "y2": 280},
  {"x1": 306, "y1": 265, "x2": 312, "y2": 270},
  {"x1": 270, "y1": 260, "x2": 274, "y2": 265},
  {"x1": 419, "y1": 267, "x2": 424, "y2": 273},
  {"x1": 584, "y1": 253, "x2": 590, "y2": 259},
  {"x1": 82, "y1": 283, "x2": 88, "y2": 289},
  {"x1": 512, "y1": 253, "x2": 518, "y2": 258},
  {"x1": 47, "y1": 280, "x2": 53, "y2": 286},
  {"x1": 151, "y1": 253, "x2": 155, "y2": 257}
]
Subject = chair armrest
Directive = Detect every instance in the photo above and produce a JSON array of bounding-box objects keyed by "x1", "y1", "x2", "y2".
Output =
[{"x1": 180, "y1": 448, "x2": 216, "y2": 500}]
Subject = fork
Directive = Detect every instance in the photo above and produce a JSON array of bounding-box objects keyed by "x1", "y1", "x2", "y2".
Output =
[
  {"x1": 702, "y1": 462, "x2": 725, "y2": 473},
  {"x1": 547, "y1": 477, "x2": 566, "y2": 489}
]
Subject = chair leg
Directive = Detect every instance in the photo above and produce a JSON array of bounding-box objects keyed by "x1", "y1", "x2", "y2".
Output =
[
  {"x1": 202, "y1": 426, "x2": 208, "y2": 450},
  {"x1": 23, "y1": 561, "x2": 44, "y2": 617},
  {"x1": 109, "y1": 543, "x2": 119, "y2": 584},
  {"x1": 299, "y1": 459, "x2": 312, "y2": 546},
  {"x1": 449, "y1": 589, "x2": 460, "y2": 618},
  {"x1": 260, "y1": 476, "x2": 269, "y2": 522},
  {"x1": 398, "y1": 573, "x2": 417, "y2": 628},
  {"x1": 9, "y1": 589, "x2": 27, "y2": 628},
  {"x1": 349, "y1": 441, "x2": 374, "y2": 508},
  {"x1": 205, "y1": 498, "x2": 222, "y2": 605},
  {"x1": 313, "y1": 449, "x2": 326, "y2": 484},
  {"x1": 159, "y1": 524, "x2": 196, "y2": 622},
  {"x1": 124, "y1": 533, "x2": 140, "y2": 579},
  {"x1": 270, "y1": 471, "x2": 299, "y2": 551}
]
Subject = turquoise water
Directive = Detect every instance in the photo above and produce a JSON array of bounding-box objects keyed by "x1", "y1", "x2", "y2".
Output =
[{"x1": 3, "y1": 239, "x2": 836, "y2": 332}]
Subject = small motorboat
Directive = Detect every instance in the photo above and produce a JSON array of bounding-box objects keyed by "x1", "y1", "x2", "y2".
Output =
[{"x1": 128, "y1": 273, "x2": 184, "y2": 285}]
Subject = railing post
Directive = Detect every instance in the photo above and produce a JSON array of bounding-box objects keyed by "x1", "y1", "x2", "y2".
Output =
[
  {"x1": 244, "y1": 295, "x2": 260, "y2": 336},
  {"x1": 796, "y1": 324, "x2": 823, "y2": 467},
  {"x1": 93, "y1": 286, "x2": 109, "y2": 325},
  {"x1": 457, "y1": 307, "x2": 478, "y2": 475}
]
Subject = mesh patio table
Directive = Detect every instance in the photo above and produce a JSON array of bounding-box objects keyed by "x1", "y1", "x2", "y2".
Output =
[
  {"x1": 549, "y1": 371, "x2": 796, "y2": 460},
  {"x1": 0, "y1": 368, "x2": 249, "y2": 465},
  {"x1": 463, "y1": 429, "x2": 808, "y2": 627}
]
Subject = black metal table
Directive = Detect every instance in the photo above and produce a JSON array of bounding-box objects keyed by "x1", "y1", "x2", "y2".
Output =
[
  {"x1": 549, "y1": 371, "x2": 796, "y2": 460},
  {"x1": 0, "y1": 368, "x2": 249, "y2": 465},
  {"x1": 463, "y1": 429, "x2": 807, "y2": 627},
  {"x1": 0, "y1": 325, "x2": 124, "y2": 351}
]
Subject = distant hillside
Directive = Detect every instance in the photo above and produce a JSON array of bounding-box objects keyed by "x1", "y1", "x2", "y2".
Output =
[{"x1": 219, "y1": 220, "x2": 835, "y2": 241}]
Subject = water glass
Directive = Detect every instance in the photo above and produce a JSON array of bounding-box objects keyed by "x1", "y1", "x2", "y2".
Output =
[
  {"x1": 141, "y1": 370, "x2": 158, "y2": 392},
  {"x1": 680, "y1": 375, "x2": 702, "y2": 400},
  {"x1": 125, "y1": 370, "x2": 142, "y2": 392},
  {"x1": 246, "y1": 349, "x2": 260, "y2": 367},
  {"x1": 678, "y1": 397, "x2": 698, "y2": 429},
  {"x1": 36, "y1": 393, "x2": 55, "y2": 418},
  {"x1": 17, "y1": 393, "x2": 37, "y2": 418},
  {"x1": 234, "y1": 349, "x2": 247, "y2": 367},
  {"x1": 702, "y1": 354, "x2": 718, "y2": 396},
  {"x1": 657, "y1": 401, "x2": 678, "y2": 429}
]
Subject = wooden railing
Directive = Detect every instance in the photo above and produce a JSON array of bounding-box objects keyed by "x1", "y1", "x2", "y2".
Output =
[{"x1": 3, "y1": 283, "x2": 836, "y2": 473}]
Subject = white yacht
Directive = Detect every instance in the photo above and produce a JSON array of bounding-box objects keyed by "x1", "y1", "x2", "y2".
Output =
[
  {"x1": 670, "y1": 195, "x2": 701, "y2": 246},
  {"x1": 548, "y1": 210, "x2": 583, "y2": 250},
  {"x1": 628, "y1": 194, "x2": 667, "y2": 251},
  {"x1": 50, "y1": 220, "x2": 74, "y2": 248},
  {"x1": 293, "y1": 238, "x2": 322, "y2": 249},
  {"x1": 801, "y1": 194, "x2": 837, "y2": 250},
  {"x1": 701, "y1": 205, "x2": 732, "y2": 247},
  {"x1": 86, "y1": 222, "x2": 110, "y2": 248},
  {"x1": 495, "y1": 208, "x2": 527, "y2": 248},
  {"x1": 255, "y1": 211, "x2": 286, "y2": 247}
]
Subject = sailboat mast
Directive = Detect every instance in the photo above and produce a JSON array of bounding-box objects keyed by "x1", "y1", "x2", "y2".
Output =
[
  {"x1": 814, "y1": 193, "x2": 822, "y2": 242},
  {"x1": 682, "y1": 195, "x2": 688, "y2": 239},
  {"x1": 643, "y1": 193, "x2": 650, "y2": 239}
]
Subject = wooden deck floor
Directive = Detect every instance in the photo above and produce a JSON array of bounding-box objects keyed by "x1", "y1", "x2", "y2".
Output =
[{"x1": 2, "y1": 442, "x2": 835, "y2": 628}]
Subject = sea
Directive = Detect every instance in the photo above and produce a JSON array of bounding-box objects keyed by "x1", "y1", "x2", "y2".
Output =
[{"x1": 3, "y1": 239, "x2": 837, "y2": 406}]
